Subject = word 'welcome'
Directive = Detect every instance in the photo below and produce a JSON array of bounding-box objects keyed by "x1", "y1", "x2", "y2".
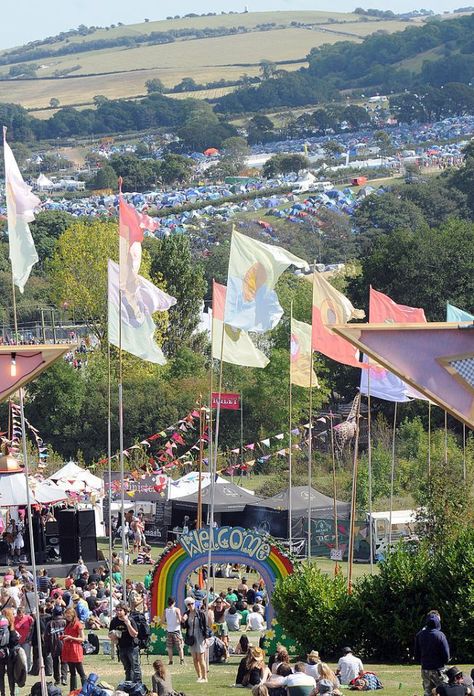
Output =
[{"x1": 180, "y1": 525, "x2": 271, "y2": 561}]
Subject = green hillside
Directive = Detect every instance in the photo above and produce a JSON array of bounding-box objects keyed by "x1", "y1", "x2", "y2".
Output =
[{"x1": 0, "y1": 11, "x2": 413, "y2": 110}]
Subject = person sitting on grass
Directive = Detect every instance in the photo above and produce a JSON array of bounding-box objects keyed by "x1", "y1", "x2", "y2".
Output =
[
  {"x1": 247, "y1": 605, "x2": 266, "y2": 632},
  {"x1": 436, "y1": 667, "x2": 471, "y2": 696},
  {"x1": 280, "y1": 661, "x2": 317, "y2": 696},
  {"x1": 271, "y1": 646, "x2": 291, "y2": 675},
  {"x1": 236, "y1": 646, "x2": 270, "y2": 687},
  {"x1": 152, "y1": 659, "x2": 173, "y2": 696},
  {"x1": 235, "y1": 634, "x2": 251, "y2": 655},
  {"x1": 265, "y1": 663, "x2": 294, "y2": 696}
]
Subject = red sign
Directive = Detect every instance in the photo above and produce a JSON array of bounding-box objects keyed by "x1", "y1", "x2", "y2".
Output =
[{"x1": 211, "y1": 392, "x2": 240, "y2": 410}]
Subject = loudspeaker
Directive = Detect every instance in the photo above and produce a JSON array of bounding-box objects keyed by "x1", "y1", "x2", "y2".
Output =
[
  {"x1": 80, "y1": 537, "x2": 98, "y2": 563},
  {"x1": 58, "y1": 510, "x2": 80, "y2": 564},
  {"x1": 77, "y1": 510, "x2": 95, "y2": 537},
  {"x1": 78, "y1": 510, "x2": 97, "y2": 562}
]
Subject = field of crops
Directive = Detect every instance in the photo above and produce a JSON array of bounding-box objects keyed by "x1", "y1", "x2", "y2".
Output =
[{"x1": 0, "y1": 11, "x2": 415, "y2": 110}]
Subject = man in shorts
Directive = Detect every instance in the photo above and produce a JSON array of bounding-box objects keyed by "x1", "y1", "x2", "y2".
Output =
[{"x1": 162, "y1": 596, "x2": 184, "y2": 665}]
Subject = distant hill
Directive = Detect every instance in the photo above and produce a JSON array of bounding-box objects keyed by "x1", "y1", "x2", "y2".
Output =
[
  {"x1": 214, "y1": 12, "x2": 474, "y2": 113},
  {"x1": 0, "y1": 10, "x2": 414, "y2": 111}
]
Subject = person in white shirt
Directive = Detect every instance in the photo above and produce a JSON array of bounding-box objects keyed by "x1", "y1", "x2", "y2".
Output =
[
  {"x1": 281, "y1": 662, "x2": 317, "y2": 693},
  {"x1": 336, "y1": 647, "x2": 364, "y2": 685},
  {"x1": 246, "y1": 605, "x2": 266, "y2": 632},
  {"x1": 161, "y1": 596, "x2": 184, "y2": 666},
  {"x1": 304, "y1": 650, "x2": 322, "y2": 679}
]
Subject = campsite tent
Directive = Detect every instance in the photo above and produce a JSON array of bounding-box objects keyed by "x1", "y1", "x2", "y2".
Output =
[
  {"x1": 250, "y1": 486, "x2": 350, "y2": 518},
  {"x1": 48, "y1": 462, "x2": 105, "y2": 536},
  {"x1": 171, "y1": 481, "x2": 261, "y2": 528}
]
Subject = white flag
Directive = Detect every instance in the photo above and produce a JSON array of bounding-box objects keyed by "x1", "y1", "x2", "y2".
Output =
[{"x1": 3, "y1": 128, "x2": 40, "y2": 292}]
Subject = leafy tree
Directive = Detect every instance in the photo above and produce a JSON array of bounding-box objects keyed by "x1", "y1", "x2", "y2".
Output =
[
  {"x1": 144, "y1": 235, "x2": 206, "y2": 355},
  {"x1": 89, "y1": 164, "x2": 118, "y2": 190},
  {"x1": 109, "y1": 154, "x2": 160, "y2": 192},
  {"x1": 259, "y1": 59, "x2": 277, "y2": 81},
  {"x1": 30, "y1": 210, "x2": 74, "y2": 267},
  {"x1": 49, "y1": 98, "x2": 60, "y2": 108},
  {"x1": 262, "y1": 153, "x2": 310, "y2": 178},
  {"x1": 350, "y1": 218, "x2": 474, "y2": 320},
  {"x1": 145, "y1": 78, "x2": 165, "y2": 94},
  {"x1": 159, "y1": 153, "x2": 193, "y2": 185},
  {"x1": 212, "y1": 136, "x2": 249, "y2": 177},
  {"x1": 92, "y1": 95, "x2": 108, "y2": 106},
  {"x1": 25, "y1": 360, "x2": 86, "y2": 458},
  {"x1": 399, "y1": 180, "x2": 469, "y2": 227},
  {"x1": 342, "y1": 104, "x2": 371, "y2": 129}
]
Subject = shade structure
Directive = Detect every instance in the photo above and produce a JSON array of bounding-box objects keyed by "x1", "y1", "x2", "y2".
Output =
[
  {"x1": 0, "y1": 344, "x2": 72, "y2": 403},
  {"x1": 248, "y1": 485, "x2": 350, "y2": 519},
  {"x1": 332, "y1": 322, "x2": 474, "y2": 429},
  {"x1": 0, "y1": 473, "x2": 68, "y2": 507},
  {"x1": 167, "y1": 472, "x2": 227, "y2": 500},
  {"x1": 48, "y1": 461, "x2": 103, "y2": 493},
  {"x1": 172, "y1": 481, "x2": 261, "y2": 512}
]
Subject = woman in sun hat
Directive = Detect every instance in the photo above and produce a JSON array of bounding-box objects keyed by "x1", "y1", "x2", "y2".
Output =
[{"x1": 305, "y1": 650, "x2": 322, "y2": 679}]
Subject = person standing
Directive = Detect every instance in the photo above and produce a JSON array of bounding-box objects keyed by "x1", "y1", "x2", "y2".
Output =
[
  {"x1": 61, "y1": 607, "x2": 86, "y2": 692},
  {"x1": 182, "y1": 597, "x2": 208, "y2": 683},
  {"x1": 13, "y1": 609, "x2": 33, "y2": 674},
  {"x1": 44, "y1": 607, "x2": 67, "y2": 687},
  {"x1": 161, "y1": 597, "x2": 184, "y2": 666},
  {"x1": 415, "y1": 611, "x2": 450, "y2": 696},
  {"x1": 108, "y1": 603, "x2": 141, "y2": 683}
]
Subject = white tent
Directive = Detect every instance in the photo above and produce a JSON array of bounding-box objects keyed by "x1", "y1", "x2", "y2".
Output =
[
  {"x1": 36, "y1": 173, "x2": 54, "y2": 190},
  {"x1": 167, "y1": 472, "x2": 227, "y2": 500},
  {"x1": 49, "y1": 462, "x2": 103, "y2": 493},
  {"x1": 0, "y1": 474, "x2": 68, "y2": 507}
]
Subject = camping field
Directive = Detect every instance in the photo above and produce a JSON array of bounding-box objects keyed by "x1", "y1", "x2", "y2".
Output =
[{"x1": 0, "y1": 11, "x2": 414, "y2": 110}]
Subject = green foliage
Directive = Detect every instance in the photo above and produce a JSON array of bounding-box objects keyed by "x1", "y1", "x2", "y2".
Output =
[
  {"x1": 109, "y1": 154, "x2": 160, "y2": 192},
  {"x1": 145, "y1": 78, "x2": 165, "y2": 94},
  {"x1": 262, "y1": 153, "x2": 310, "y2": 178},
  {"x1": 272, "y1": 563, "x2": 351, "y2": 656},
  {"x1": 89, "y1": 164, "x2": 118, "y2": 190}
]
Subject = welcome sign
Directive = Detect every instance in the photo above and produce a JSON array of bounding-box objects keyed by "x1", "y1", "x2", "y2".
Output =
[{"x1": 180, "y1": 525, "x2": 271, "y2": 561}]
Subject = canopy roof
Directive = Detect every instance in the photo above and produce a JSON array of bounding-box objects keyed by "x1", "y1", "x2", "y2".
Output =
[
  {"x1": 0, "y1": 473, "x2": 68, "y2": 507},
  {"x1": 172, "y1": 481, "x2": 261, "y2": 512},
  {"x1": 0, "y1": 344, "x2": 71, "y2": 403},
  {"x1": 168, "y1": 472, "x2": 227, "y2": 500},
  {"x1": 49, "y1": 462, "x2": 103, "y2": 492},
  {"x1": 249, "y1": 486, "x2": 350, "y2": 517}
]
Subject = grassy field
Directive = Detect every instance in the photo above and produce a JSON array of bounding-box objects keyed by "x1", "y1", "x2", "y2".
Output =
[{"x1": 0, "y1": 11, "x2": 415, "y2": 110}]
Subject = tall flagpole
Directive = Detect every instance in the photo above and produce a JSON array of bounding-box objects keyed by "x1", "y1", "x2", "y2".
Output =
[
  {"x1": 388, "y1": 402, "x2": 398, "y2": 552},
  {"x1": 462, "y1": 424, "x2": 467, "y2": 483},
  {"x1": 444, "y1": 410, "x2": 448, "y2": 467},
  {"x1": 117, "y1": 178, "x2": 127, "y2": 588},
  {"x1": 288, "y1": 301, "x2": 293, "y2": 548},
  {"x1": 197, "y1": 396, "x2": 203, "y2": 530},
  {"x1": 307, "y1": 350, "x2": 313, "y2": 562},
  {"x1": 366, "y1": 366, "x2": 374, "y2": 572},
  {"x1": 206, "y1": 294, "x2": 214, "y2": 593},
  {"x1": 347, "y1": 394, "x2": 361, "y2": 594},
  {"x1": 4, "y1": 126, "x2": 47, "y2": 696},
  {"x1": 329, "y1": 412, "x2": 339, "y2": 575},
  {"x1": 107, "y1": 340, "x2": 115, "y2": 654}
]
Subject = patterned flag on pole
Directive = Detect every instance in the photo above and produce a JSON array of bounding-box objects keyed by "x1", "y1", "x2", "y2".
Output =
[
  {"x1": 360, "y1": 287, "x2": 427, "y2": 401},
  {"x1": 212, "y1": 281, "x2": 269, "y2": 367},
  {"x1": 225, "y1": 229, "x2": 309, "y2": 332},
  {"x1": 3, "y1": 128, "x2": 40, "y2": 293},
  {"x1": 290, "y1": 317, "x2": 318, "y2": 388},
  {"x1": 108, "y1": 260, "x2": 176, "y2": 364},
  {"x1": 447, "y1": 302, "x2": 473, "y2": 323},
  {"x1": 311, "y1": 271, "x2": 365, "y2": 368}
]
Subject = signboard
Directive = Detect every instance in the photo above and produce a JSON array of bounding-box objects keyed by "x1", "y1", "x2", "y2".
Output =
[
  {"x1": 330, "y1": 548, "x2": 343, "y2": 561},
  {"x1": 211, "y1": 392, "x2": 240, "y2": 410}
]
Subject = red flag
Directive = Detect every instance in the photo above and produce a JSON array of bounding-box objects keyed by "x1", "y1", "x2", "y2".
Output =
[{"x1": 370, "y1": 287, "x2": 426, "y2": 323}]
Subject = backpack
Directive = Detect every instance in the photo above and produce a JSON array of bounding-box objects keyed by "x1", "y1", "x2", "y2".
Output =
[
  {"x1": 11, "y1": 645, "x2": 27, "y2": 688},
  {"x1": 130, "y1": 612, "x2": 150, "y2": 651},
  {"x1": 0, "y1": 618, "x2": 10, "y2": 648},
  {"x1": 31, "y1": 682, "x2": 62, "y2": 696},
  {"x1": 87, "y1": 633, "x2": 100, "y2": 655},
  {"x1": 116, "y1": 682, "x2": 147, "y2": 696}
]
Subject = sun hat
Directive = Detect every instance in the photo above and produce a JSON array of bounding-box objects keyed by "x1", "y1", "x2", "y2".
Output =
[
  {"x1": 250, "y1": 647, "x2": 264, "y2": 660},
  {"x1": 307, "y1": 650, "x2": 320, "y2": 661}
]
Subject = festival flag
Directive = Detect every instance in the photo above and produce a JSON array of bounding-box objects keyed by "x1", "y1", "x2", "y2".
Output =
[
  {"x1": 311, "y1": 272, "x2": 365, "y2": 368},
  {"x1": 360, "y1": 287, "x2": 427, "y2": 402},
  {"x1": 3, "y1": 128, "x2": 40, "y2": 293},
  {"x1": 212, "y1": 281, "x2": 269, "y2": 367},
  {"x1": 290, "y1": 318, "x2": 318, "y2": 388},
  {"x1": 225, "y1": 229, "x2": 309, "y2": 332},
  {"x1": 108, "y1": 260, "x2": 176, "y2": 364},
  {"x1": 447, "y1": 302, "x2": 473, "y2": 323},
  {"x1": 369, "y1": 287, "x2": 426, "y2": 324}
]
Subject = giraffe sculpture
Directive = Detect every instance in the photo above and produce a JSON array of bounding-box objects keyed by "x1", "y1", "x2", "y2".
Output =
[{"x1": 332, "y1": 393, "x2": 361, "y2": 458}]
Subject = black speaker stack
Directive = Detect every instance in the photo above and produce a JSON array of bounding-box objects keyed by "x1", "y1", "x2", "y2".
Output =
[{"x1": 58, "y1": 509, "x2": 98, "y2": 563}]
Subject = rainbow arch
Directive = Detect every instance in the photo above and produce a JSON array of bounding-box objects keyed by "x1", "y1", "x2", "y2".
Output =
[{"x1": 151, "y1": 526, "x2": 293, "y2": 624}]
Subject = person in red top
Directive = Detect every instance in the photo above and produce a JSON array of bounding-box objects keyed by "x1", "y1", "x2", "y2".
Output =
[
  {"x1": 13, "y1": 608, "x2": 33, "y2": 672},
  {"x1": 61, "y1": 607, "x2": 86, "y2": 691}
]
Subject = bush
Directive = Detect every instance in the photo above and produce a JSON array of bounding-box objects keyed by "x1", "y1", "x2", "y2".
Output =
[{"x1": 272, "y1": 563, "x2": 351, "y2": 657}]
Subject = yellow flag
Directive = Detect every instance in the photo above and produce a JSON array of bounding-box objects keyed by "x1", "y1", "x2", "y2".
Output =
[{"x1": 291, "y1": 318, "x2": 318, "y2": 388}]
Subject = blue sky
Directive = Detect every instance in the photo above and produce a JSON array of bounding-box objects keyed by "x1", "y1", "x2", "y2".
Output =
[{"x1": 0, "y1": 1, "x2": 464, "y2": 50}]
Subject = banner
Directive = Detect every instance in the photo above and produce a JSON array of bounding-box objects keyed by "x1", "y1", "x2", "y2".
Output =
[{"x1": 211, "y1": 392, "x2": 241, "y2": 410}]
